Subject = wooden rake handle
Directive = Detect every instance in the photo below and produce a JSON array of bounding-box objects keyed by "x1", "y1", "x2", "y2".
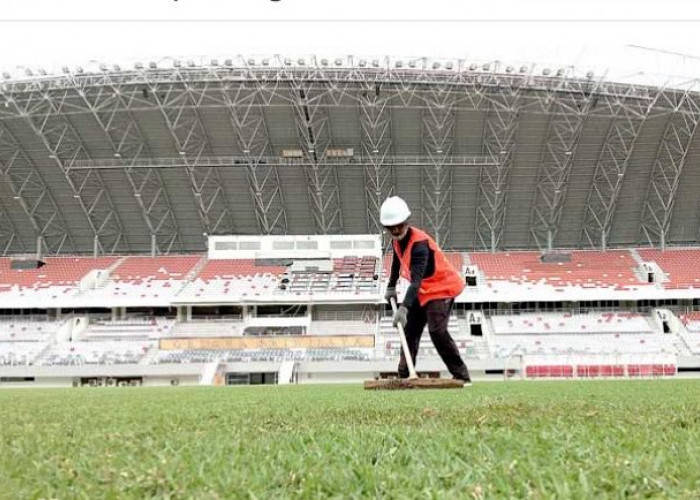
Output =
[{"x1": 390, "y1": 297, "x2": 418, "y2": 379}]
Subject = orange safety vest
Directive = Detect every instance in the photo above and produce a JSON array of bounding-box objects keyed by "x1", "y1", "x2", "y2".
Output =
[{"x1": 392, "y1": 227, "x2": 465, "y2": 307}]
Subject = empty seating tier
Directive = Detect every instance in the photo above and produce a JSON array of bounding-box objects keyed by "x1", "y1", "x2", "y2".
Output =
[
  {"x1": 0, "y1": 257, "x2": 118, "y2": 290},
  {"x1": 637, "y1": 249, "x2": 700, "y2": 289},
  {"x1": 490, "y1": 312, "x2": 653, "y2": 335},
  {"x1": 37, "y1": 341, "x2": 154, "y2": 365},
  {"x1": 491, "y1": 333, "x2": 674, "y2": 358},
  {"x1": 469, "y1": 250, "x2": 643, "y2": 290},
  {"x1": 0, "y1": 342, "x2": 48, "y2": 366},
  {"x1": 111, "y1": 256, "x2": 201, "y2": 282},
  {"x1": 197, "y1": 259, "x2": 287, "y2": 280},
  {"x1": 0, "y1": 320, "x2": 61, "y2": 341},
  {"x1": 181, "y1": 259, "x2": 286, "y2": 299},
  {"x1": 680, "y1": 312, "x2": 700, "y2": 332}
]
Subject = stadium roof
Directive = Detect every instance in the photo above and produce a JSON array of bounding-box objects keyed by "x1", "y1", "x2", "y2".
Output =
[{"x1": 1, "y1": 55, "x2": 700, "y2": 256}]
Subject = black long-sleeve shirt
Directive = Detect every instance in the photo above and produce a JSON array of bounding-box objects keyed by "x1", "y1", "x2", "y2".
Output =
[{"x1": 387, "y1": 227, "x2": 436, "y2": 309}]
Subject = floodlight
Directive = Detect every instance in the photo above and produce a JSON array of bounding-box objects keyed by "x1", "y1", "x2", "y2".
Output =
[
  {"x1": 211, "y1": 59, "x2": 219, "y2": 66},
  {"x1": 395, "y1": 60, "x2": 403, "y2": 68},
  {"x1": 542, "y1": 68, "x2": 551, "y2": 76},
  {"x1": 372, "y1": 59, "x2": 379, "y2": 68},
  {"x1": 321, "y1": 58, "x2": 329, "y2": 66},
  {"x1": 297, "y1": 58, "x2": 306, "y2": 66},
  {"x1": 482, "y1": 63, "x2": 490, "y2": 71},
  {"x1": 134, "y1": 62, "x2": 144, "y2": 70},
  {"x1": 408, "y1": 60, "x2": 416, "y2": 69},
  {"x1": 586, "y1": 71, "x2": 595, "y2": 79},
  {"x1": 99, "y1": 64, "x2": 108, "y2": 72},
  {"x1": 62, "y1": 66, "x2": 70, "y2": 74},
  {"x1": 445, "y1": 62, "x2": 453, "y2": 70},
  {"x1": 358, "y1": 59, "x2": 367, "y2": 67},
  {"x1": 335, "y1": 58, "x2": 343, "y2": 66},
  {"x1": 556, "y1": 68, "x2": 565, "y2": 77},
  {"x1": 149, "y1": 62, "x2": 157, "y2": 69},
  {"x1": 469, "y1": 63, "x2": 478, "y2": 71},
  {"x1": 506, "y1": 66, "x2": 514, "y2": 73},
  {"x1": 24, "y1": 68, "x2": 33, "y2": 77},
  {"x1": 187, "y1": 60, "x2": 195, "y2": 67}
]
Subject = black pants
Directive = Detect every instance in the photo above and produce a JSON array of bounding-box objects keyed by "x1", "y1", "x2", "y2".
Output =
[{"x1": 397, "y1": 298, "x2": 470, "y2": 380}]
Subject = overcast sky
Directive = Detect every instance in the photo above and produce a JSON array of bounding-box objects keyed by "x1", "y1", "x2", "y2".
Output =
[{"x1": 2, "y1": 0, "x2": 700, "y2": 88}]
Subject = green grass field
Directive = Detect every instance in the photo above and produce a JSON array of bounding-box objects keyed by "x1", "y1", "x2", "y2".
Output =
[{"x1": 2, "y1": 381, "x2": 700, "y2": 499}]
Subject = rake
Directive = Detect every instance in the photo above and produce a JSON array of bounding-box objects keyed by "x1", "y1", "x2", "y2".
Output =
[{"x1": 364, "y1": 298, "x2": 464, "y2": 390}]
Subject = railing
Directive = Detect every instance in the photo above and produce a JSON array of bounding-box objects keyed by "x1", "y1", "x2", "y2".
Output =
[{"x1": 73, "y1": 155, "x2": 497, "y2": 171}]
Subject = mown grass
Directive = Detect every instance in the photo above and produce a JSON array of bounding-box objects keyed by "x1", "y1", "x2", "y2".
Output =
[{"x1": 1, "y1": 381, "x2": 700, "y2": 499}]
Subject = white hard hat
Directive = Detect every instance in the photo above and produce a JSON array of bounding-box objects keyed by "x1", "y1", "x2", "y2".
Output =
[{"x1": 380, "y1": 196, "x2": 411, "y2": 226}]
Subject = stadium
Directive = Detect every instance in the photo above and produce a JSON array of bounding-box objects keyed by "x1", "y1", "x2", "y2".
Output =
[
  {"x1": 3, "y1": 54, "x2": 700, "y2": 498},
  {"x1": 1, "y1": 55, "x2": 699, "y2": 386}
]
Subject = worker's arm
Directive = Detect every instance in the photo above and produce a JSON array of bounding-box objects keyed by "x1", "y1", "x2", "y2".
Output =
[{"x1": 387, "y1": 248, "x2": 401, "y2": 289}]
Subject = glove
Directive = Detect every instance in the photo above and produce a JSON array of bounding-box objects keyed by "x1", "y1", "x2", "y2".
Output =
[
  {"x1": 384, "y1": 286, "x2": 397, "y2": 305},
  {"x1": 392, "y1": 305, "x2": 408, "y2": 329}
]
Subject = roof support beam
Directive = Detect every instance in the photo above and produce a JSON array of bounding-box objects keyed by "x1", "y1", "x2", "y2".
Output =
[
  {"x1": 0, "y1": 123, "x2": 73, "y2": 254},
  {"x1": 289, "y1": 76, "x2": 344, "y2": 234},
  {"x1": 640, "y1": 86, "x2": 700, "y2": 249},
  {"x1": 9, "y1": 89, "x2": 128, "y2": 254},
  {"x1": 149, "y1": 76, "x2": 236, "y2": 238},
  {"x1": 359, "y1": 82, "x2": 394, "y2": 235},
  {"x1": 74, "y1": 79, "x2": 183, "y2": 254},
  {"x1": 0, "y1": 200, "x2": 23, "y2": 256},
  {"x1": 217, "y1": 66, "x2": 288, "y2": 235},
  {"x1": 474, "y1": 77, "x2": 523, "y2": 251},
  {"x1": 529, "y1": 79, "x2": 596, "y2": 250},
  {"x1": 579, "y1": 86, "x2": 662, "y2": 249},
  {"x1": 421, "y1": 83, "x2": 456, "y2": 248}
]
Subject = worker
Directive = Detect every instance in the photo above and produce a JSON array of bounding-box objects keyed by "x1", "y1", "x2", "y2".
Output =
[{"x1": 381, "y1": 196, "x2": 471, "y2": 384}]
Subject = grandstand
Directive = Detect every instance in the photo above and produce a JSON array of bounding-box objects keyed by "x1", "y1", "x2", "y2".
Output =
[{"x1": 2, "y1": 57, "x2": 700, "y2": 386}]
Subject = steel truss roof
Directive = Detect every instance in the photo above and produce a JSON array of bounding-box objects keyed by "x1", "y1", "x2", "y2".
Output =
[{"x1": 1, "y1": 57, "x2": 699, "y2": 255}]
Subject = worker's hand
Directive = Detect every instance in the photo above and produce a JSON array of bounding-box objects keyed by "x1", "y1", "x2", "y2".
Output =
[
  {"x1": 384, "y1": 286, "x2": 397, "y2": 305},
  {"x1": 392, "y1": 305, "x2": 408, "y2": 329}
]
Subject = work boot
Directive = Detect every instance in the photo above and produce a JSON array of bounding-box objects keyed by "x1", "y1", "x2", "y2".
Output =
[{"x1": 452, "y1": 376, "x2": 472, "y2": 387}]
